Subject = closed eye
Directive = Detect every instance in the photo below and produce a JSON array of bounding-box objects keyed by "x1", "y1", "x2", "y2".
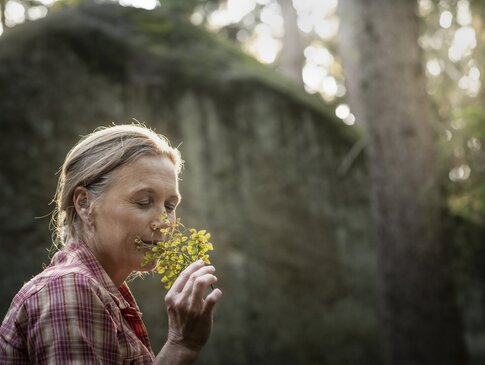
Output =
[
  {"x1": 137, "y1": 199, "x2": 153, "y2": 208},
  {"x1": 165, "y1": 204, "x2": 176, "y2": 213}
]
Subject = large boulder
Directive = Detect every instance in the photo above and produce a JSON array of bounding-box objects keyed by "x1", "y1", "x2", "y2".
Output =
[{"x1": 0, "y1": 5, "x2": 378, "y2": 364}]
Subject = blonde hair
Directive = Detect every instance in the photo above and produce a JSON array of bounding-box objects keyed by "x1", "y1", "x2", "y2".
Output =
[{"x1": 52, "y1": 124, "x2": 183, "y2": 247}]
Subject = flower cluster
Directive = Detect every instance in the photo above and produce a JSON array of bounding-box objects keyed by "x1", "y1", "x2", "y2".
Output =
[{"x1": 135, "y1": 213, "x2": 214, "y2": 289}]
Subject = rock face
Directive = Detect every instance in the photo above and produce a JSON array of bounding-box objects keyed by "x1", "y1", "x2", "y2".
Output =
[{"x1": 0, "y1": 5, "x2": 378, "y2": 365}]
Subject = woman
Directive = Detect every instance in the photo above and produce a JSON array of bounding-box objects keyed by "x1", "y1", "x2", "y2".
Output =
[{"x1": 0, "y1": 124, "x2": 222, "y2": 364}]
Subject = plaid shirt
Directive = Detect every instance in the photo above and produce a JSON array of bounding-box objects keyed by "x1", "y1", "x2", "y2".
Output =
[{"x1": 0, "y1": 242, "x2": 156, "y2": 364}]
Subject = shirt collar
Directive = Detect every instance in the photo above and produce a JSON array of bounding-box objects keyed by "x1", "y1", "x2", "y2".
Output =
[{"x1": 55, "y1": 241, "x2": 132, "y2": 310}]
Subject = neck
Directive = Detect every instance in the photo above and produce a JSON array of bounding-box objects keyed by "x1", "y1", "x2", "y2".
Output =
[{"x1": 82, "y1": 239, "x2": 130, "y2": 287}]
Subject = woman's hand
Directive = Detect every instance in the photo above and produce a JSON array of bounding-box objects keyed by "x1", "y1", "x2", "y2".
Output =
[{"x1": 164, "y1": 260, "x2": 222, "y2": 354}]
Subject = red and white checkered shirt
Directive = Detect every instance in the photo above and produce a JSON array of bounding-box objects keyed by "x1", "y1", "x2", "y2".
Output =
[{"x1": 0, "y1": 242, "x2": 156, "y2": 364}]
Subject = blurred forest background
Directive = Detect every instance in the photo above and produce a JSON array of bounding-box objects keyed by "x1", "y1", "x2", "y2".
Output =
[{"x1": 0, "y1": 0, "x2": 484, "y2": 364}]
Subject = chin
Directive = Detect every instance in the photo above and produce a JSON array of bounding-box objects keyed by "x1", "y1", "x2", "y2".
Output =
[{"x1": 137, "y1": 259, "x2": 157, "y2": 272}]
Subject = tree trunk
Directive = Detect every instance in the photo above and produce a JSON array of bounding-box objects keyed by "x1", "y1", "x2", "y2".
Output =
[
  {"x1": 277, "y1": 0, "x2": 304, "y2": 85},
  {"x1": 337, "y1": 1, "x2": 468, "y2": 364},
  {"x1": 1, "y1": 0, "x2": 7, "y2": 31}
]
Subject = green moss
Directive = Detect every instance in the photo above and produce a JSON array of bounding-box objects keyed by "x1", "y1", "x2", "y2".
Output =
[
  {"x1": 0, "y1": 6, "x2": 132, "y2": 82},
  {"x1": 0, "y1": 3, "x2": 359, "y2": 143}
]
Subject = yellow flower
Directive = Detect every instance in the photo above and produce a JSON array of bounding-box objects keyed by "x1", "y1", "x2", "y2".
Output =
[{"x1": 136, "y1": 215, "x2": 214, "y2": 289}]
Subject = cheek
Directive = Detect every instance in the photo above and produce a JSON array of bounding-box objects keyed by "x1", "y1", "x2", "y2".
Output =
[
  {"x1": 95, "y1": 208, "x2": 135, "y2": 236},
  {"x1": 94, "y1": 202, "x2": 149, "y2": 238}
]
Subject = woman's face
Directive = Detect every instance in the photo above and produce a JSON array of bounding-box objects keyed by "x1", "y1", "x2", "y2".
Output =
[{"x1": 90, "y1": 155, "x2": 180, "y2": 286}]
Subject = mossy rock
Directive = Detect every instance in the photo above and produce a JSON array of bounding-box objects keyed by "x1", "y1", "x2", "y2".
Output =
[{"x1": 0, "y1": 4, "x2": 379, "y2": 365}]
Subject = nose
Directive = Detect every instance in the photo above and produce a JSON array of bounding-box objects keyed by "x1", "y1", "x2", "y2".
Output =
[{"x1": 150, "y1": 209, "x2": 172, "y2": 232}]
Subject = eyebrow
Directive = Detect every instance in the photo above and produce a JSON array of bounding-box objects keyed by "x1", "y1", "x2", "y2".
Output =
[{"x1": 131, "y1": 187, "x2": 182, "y2": 202}]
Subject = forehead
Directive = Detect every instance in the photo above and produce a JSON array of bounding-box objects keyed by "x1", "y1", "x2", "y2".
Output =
[{"x1": 109, "y1": 155, "x2": 179, "y2": 194}]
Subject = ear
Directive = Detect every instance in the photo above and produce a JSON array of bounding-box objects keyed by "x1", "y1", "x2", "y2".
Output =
[{"x1": 73, "y1": 186, "x2": 94, "y2": 224}]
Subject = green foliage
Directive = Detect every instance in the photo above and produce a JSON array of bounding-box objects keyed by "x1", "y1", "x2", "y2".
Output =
[
  {"x1": 449, "y1": 185, "x2": 485, "y2": 224},
  {"x1": 447, "y1": 107, "x2": 485, "y2": 224},
  {"x1": 460, "y1": 108, "x2": 485, "y2": 140},
  {"x1": 162, "y1": 0, "x2": 220, "y2": 18},
  {"x1": 124, "y1": 4, "x2": 348, "y2": 138},
  {"x1": 135, "y1": 213, "x2": 214, "y2": 289}
]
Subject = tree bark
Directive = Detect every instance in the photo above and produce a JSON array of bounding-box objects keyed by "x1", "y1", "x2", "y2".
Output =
[
  {"x1": 337, "y1": 1, "x2": 468, "y2": 364},
  {"x1": 277, "y1": 0, "x2": 304, "y2": 86},
  {"x1": 0, "y1": 0, "x2": 7, "y2": 31}
]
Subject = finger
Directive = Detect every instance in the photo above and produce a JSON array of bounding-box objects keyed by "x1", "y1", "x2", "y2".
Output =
[
  {"x1": 202, "y1": 288, "x2": 223, "y2": 314},
  {"x1": 180, "y1": 266, "x2": 215, "y2": 299},
  {"x1": 189, "y1": 273, "x2": 218, "y2": 308},
  {"x1": 169, "y1": 260, "x2": 205, "y2": 294}
]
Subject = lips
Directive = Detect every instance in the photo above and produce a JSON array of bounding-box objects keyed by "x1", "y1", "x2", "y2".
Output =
[
  {"x1": 141, "y1": 241, "x2": 157, "y2": 246},
  {"x1": 139, "y1": 237, "x2": 165, "y2": 246}
]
